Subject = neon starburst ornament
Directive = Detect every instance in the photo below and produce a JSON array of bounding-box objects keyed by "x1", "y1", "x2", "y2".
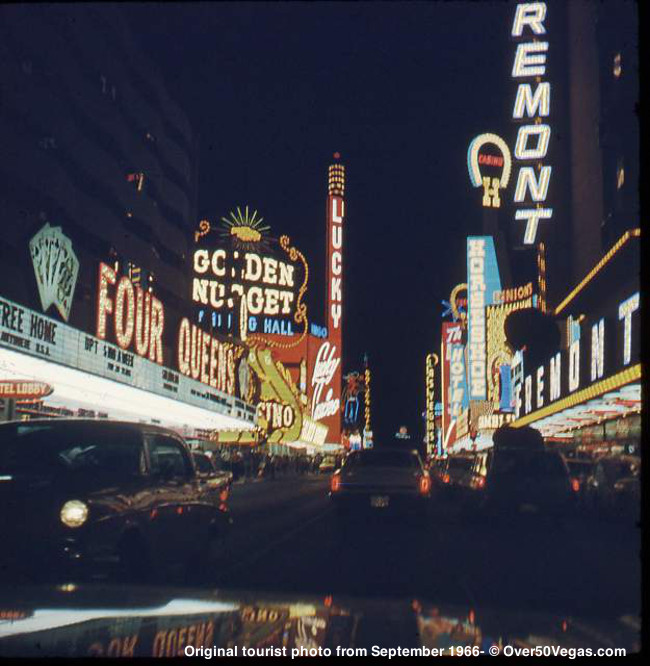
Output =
[{"x1": 220, "y1": 206, "x2": 272, "y2": 251}]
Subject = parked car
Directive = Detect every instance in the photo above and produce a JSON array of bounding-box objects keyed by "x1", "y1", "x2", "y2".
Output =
[
  {"x1": 584, "y1": 456, "x2": 640, "y2": 520},
  {"x1": 0, "y1": 419, "x2": 232, "y2": 585},
  {"x1": 191, "y1": 450, "x2": 233, "y2": 506},
  {"x1": 330, "y1": 448, "x2": 431, "y2": 518}
]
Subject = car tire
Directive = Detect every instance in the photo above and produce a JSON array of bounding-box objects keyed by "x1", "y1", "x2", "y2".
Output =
[{"x1": 186, "y1": 525, "x2": 228, "y2": 585}]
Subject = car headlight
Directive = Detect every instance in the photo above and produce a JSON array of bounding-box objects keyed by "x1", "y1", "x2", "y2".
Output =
[{"x1": 60, "y1": 500, "x2": 89, "y2": 528}]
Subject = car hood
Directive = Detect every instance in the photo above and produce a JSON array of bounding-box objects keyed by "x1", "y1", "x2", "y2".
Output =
[{"x1": 0, "y1": 584, "x2": 639, "y2": 656}]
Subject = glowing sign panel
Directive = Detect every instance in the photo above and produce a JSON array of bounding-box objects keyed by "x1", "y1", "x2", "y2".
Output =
[
  {"x1": 467, "y1": 237, "x2": 501, "y2": 400},
  {"x1": 510, "y1": 1, "x2": 553, "y2": 245},
  {"x1": 467, "y1": 134, "x2": 512, "y2": 209},
  {"x1": 192, "y1": 209, "x2": 308, "y2": 342}
]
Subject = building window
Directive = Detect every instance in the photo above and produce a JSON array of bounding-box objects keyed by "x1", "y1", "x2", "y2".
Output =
[
  {"x1": 616, "y1": 159, "x2": 625, "y2": 190},
  {"x1": 613, "y1": 53, "x2": 622, "y2": 79}
]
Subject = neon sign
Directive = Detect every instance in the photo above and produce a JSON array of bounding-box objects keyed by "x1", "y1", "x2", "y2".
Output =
[
  {"x1": 29, "y1": 223, "x2": 79, "y2": 322},
  {"x1": 512, "y1": 291, "x2": 639, "y2": 420},
  {"x1": 467, "y1": 237, "x2": 501, "y2": 400},
  {"x1": 192, "y1": 208, "x2": 308, "y2": 344},
  {"x1": 96, "y1": 262, "x2": 165, "y2": 364},
  {"x1": 425, "y1": 353, "x2": 438, "y2": 453},
  {"x1": 510, "y1": 1, "x2": 553, "y2": 245},
  {"x1": 467, "y1": 134, "x2": 512, "y2": 208},
  {"x1": 323, "y1": 158, "x2": 345, "y2": 444},
  {"x1": 311, "y1": 341, "x2": 341, "y2": 422}
]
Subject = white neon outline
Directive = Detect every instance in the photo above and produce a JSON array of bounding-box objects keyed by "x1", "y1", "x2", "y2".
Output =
[{"x1": 467, "y1": 133, "x2": 512, "y2": 189}]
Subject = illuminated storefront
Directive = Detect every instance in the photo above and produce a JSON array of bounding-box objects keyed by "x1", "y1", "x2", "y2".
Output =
[
  {"x1": 0, "y1": 226, "x2": 257, "y2": 434},
  {"x1": 510, "y1": 230, "x2": 640, "y2": 455}
]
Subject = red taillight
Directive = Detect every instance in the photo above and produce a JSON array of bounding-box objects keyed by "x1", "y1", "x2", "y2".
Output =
[
  {"x1": 571, "y1": 478, "x2": 580, "y2": 493},
  {"x1": 442, "y1": 473, "x2": 450, "y2": 484},
  {"x1": 331, "y1": 474, "x2": 341, "y2": 493},
  {"x1": 419, "y1": 473, "x2": 431, "y2": 495},
  {"x1": 476, "y1": 476, "x2": 486, "y2": 489}
]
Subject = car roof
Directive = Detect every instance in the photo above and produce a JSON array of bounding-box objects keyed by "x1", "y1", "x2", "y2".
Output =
[{"x1": 0, "y1": 418, "x2": 183, "y2": 437}]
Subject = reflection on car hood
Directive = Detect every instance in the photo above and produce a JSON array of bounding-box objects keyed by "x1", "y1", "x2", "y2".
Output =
[{"x1": 0, "y1": 585, "x2": 639, "y2": 656}]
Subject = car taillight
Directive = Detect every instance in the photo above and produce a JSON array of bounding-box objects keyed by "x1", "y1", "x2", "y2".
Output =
[
  {"x1": 570, "y1": 478, "x2": 580, "y2": 493},
  {"x1": 419, "y1": 474, "x2": 431, "y2": 495},
  {"x1": 331, "y1": 474, "x2": 341, "y2": 493},
  {"x1": 475, "y1": 476, "x2": 486, "y2": 489},
  {"x1": 442, "y1": 473, "x2": 450, "y2": 484}
]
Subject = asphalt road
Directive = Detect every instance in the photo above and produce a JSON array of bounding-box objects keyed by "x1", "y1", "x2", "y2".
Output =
[{"x1": 210, "y1": 475, "x2": 641, "y2": 621}]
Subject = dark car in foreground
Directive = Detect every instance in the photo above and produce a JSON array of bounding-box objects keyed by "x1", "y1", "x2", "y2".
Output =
[
  {"x1": 329, "y1": 448, "x2": 431, "y2": 518},
  {"x1": 0, "y1": 420, "x2": 232, "y2": 585}
]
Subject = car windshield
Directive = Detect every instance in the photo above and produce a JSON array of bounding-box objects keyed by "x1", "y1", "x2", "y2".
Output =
[
  {"x1": 0, "y1": 1, "x2": 640, "y2": 654},
  {"x1": 0, "y1": 423, "x2": 143, "y2": 478}
]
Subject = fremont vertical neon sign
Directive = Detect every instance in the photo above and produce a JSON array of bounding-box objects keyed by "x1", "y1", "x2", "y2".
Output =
[{"x1": 511, "y1": 2, "x2": 553, "y2": 245}]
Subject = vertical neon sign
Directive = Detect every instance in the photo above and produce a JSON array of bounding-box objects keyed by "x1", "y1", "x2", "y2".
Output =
[
  {"x1": 467, "y1": 236, "x2": 501, "y2": 400},
  {"x1": 511, "y1": 1, "x2": 553, "y2": 245},
  {"x1": 322, "y1": 155, "x2": 345, "y2": 445}
]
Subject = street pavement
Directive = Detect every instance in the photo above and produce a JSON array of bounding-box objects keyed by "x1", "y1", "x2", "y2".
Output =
[{"x1": 210, "y1": 475, "x2": 640, "y2": 621}]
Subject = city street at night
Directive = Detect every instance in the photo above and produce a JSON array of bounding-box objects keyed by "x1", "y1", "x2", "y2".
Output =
[
  {"x1": 0, "y1": 0, "x2": 642, "y2": 658},
  {"x1": 216, "y1": 476, "x2": 639, "y2": 620}
]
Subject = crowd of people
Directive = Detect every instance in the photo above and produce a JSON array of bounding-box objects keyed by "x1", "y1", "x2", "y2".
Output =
[{"x1": 204, "y1": 447, "x2": 327, "y2": 482}]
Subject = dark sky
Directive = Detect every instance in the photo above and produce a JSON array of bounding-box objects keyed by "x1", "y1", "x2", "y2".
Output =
[{"x1": 122, "y1": 0, "x2": 514, "y2": 443}]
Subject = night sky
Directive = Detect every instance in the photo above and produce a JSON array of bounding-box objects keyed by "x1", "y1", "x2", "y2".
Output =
[{"x1": 122, "y1": 1, "x2": 515, "y2": 443}]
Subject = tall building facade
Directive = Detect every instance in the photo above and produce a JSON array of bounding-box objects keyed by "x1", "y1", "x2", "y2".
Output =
[{"x1": 0, "y1": 3, "x2": 197, "y2": 362}]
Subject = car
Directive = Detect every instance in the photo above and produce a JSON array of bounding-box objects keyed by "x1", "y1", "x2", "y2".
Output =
[
  {"x1": 444, "y1": 455, "x2": 475, "y2": 497},
  {"x1": 191, "y1": 451, "x2": 233, "y2": 507},
  {"x1": 318, "y1": 455, "x2": 338, "y2": 474},
  {"x1": 583, "y1": 456, "x2": 640, "y2": 520},
  {"x1": 460, "y1": 443, "x2": 576, "y2": 520},
  {"x1": 564, "y1": 458, "x2": 595, "y2": 509},
  {"x1": 329, "y1": 447, "x2": 431, "y2": 518},
  {"x1": 0, "y1": 419, "x2": 232, "y2": 585}
]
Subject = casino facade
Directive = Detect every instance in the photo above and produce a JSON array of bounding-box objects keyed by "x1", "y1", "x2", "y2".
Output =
[{"x1": 435, "y1": 0, "x2": 640, "y2": 458}]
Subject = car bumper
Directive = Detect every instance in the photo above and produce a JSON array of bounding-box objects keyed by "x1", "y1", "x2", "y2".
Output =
[
  {"x1": 1, "y1": 532, "x2": 116, "y2": 583},
  {"x1": 330, "y1": 491, "x2": 429, "y2": 515}
]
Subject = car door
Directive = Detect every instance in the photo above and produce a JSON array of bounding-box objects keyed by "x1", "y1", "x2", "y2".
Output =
[{"x1": 145, "y1": 433, "x2": 201, "y2": 569}]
